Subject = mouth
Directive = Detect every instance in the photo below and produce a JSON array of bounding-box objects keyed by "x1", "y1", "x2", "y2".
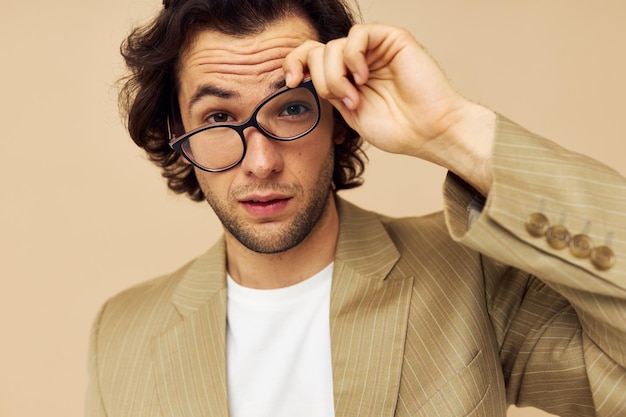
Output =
[
  {"x1": 239, "y1": 195, "x2": 292, "y2": 217},
  {"x1": 244, "y1": 198, "x2": 287, "y2": 205},
  {"x1": 242, "y1": 194, "x2": 290, "y2": 203}
]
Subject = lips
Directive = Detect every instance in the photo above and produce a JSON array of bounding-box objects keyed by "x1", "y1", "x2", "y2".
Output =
[
  {"x1": 242, "y1": 194, "x2": 290, "y2": 204},
  {"x1": 244, "y1": 198, "x2": 286, "y2": 207},
  {"x1": 239, "y1": 195, "x2": 292, "y2": 218}
]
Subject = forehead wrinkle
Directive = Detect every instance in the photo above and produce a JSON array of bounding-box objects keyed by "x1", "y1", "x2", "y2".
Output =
[
  {"x1": 185, "y1": 27, "x2": 309, "y2": 59},
  {"x1": 181, "y1": 26, "x2": 310, "y2": 75},
  {"x1": 198, "y1": 56, "x2": 286, "y2": 77},
  {"x1": 179, "y1": 14, "x2": 318, "y2": 73},
  {"x1": 187, "y1": 45, "x2": 296, "y2": 76}
]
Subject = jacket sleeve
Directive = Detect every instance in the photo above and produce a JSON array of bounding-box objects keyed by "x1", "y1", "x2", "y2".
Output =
[{"x1": 442, "y1": 115, "x2": 626, "y2": 416}]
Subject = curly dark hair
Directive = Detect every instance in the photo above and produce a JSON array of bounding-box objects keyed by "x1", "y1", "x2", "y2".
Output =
[{"x1": 119, "y1": 0, "x2": 368, "y2": 201}]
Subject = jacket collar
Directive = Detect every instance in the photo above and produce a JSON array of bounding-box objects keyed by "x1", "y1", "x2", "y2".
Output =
[
  {"x1": 155, "y1": 197, "x2": 412, "y2": 417},
  {"x1": 334, "y1": 197, "x2": 401, "y2": 278},
  {"x1": 168, "y1": 197, "x2": 402, "y2": 316},
  {"x1": 171, "y1": 237, "x2": 227, "y2": 317}
]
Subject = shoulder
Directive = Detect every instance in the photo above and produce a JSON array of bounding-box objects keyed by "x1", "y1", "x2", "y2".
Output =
[
  {"x1": 94, "y1": 257, "x2": 196, "y2": 343},
  {"x1": 380, "y1": 210, "x2": 449, "y2": 239},
  {"x1": 336, "y1": 197, "x2": 481, "y2": 275},
  {"x1": 93, "y1": 237, "x2": 226, "y2": 344},
  {"x1": 383, "y1": 212, "x2": 482, "y2": 269},
  {"x1": 370, "y1": 204, "x2": 475, "y2": 257}
]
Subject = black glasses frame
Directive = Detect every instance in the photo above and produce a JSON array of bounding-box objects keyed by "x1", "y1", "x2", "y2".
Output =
[{"x1": 168, "y1": 79, "x2": 320, "y2": 173}]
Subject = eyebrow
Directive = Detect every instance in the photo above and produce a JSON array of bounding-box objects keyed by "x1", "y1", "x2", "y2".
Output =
[
  {"x1": 187, "y1": 85, "x2": 236, "y2": 117},
  {"x1": 186, "y1": 79, "x2": 288, "y2": 117}
]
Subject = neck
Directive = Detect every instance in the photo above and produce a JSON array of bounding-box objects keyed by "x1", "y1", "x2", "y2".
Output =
[{"x1": 225, "y1": 195, "x2": 339, "y2": 289}]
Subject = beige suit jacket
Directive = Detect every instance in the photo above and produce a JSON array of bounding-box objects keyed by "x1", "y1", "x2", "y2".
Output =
[{"x1": 86, "y1": 117, "x2": 626, "y2": 416}]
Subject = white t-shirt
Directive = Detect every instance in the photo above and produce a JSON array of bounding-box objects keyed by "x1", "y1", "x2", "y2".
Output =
[{"x1": 226, "y1": 263, "x2": 335, "y2": 417}]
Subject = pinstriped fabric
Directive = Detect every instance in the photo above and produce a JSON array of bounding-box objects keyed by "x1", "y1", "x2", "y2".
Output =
[
  {"x1": 489, "y1": 117, "x2": 626, "y2": 283},
  {"x1": 153, "y1": 292, "x2": 229, "y2": 417},
  {"x1": 171, "y1": 240, "x2": 227, "y2": 314},
  {"x1": 329, "y1": 222, "x2": 410, "y2": 417},
  {"x1": 444, "y1": 115, "x2": 626, "y2": 416},
  {"x1": 330, "y1": 265, "x2": 413, "y2": 417},
  {"x1": 86, "y1": 241, "x2": 229, "y2": 417},
  {"x1": 378, "y1": 212, "x2": 507, "y2": 416},
  {"x1": 87, "y1": 116, "x2": 626, "y2": 416},
  {"x1": 96, "y1": 273, "x2": 183, "y2": 417}
]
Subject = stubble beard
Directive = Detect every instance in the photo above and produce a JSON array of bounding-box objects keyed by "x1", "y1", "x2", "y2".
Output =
[{"x1": 203, "y1": 151, "x2": 335, "y2": 254}]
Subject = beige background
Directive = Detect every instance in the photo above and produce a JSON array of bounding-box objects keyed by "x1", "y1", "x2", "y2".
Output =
[{"x1": 1, "y1": 0, "x2": 624, "y2": 416}]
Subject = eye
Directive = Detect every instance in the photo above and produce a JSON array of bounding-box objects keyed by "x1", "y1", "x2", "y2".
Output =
[
  {"x1": 204, "y1": 112, "x2": 234, "y2": 125},
  {"x1": 280, "y1": 104, "x2": 309, "y2": 117}
]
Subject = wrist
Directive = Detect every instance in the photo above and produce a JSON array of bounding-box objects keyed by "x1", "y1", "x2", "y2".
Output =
[{"x1": 427, "y1": 101, "x2": 496, "y2": 196}]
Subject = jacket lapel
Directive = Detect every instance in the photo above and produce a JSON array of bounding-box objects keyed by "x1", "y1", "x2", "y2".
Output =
[
  {"x1": 152, "y1": 239, "x2": 230, "y2": 417},
  {"x1": 150, "y1": 199, "x2": 413, "y2": 417},
  {"x1": 331, "y1": 199, "x2": 414, "y2": 417}
]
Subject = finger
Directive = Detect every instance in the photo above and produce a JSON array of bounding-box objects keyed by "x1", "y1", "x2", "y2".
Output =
[
  {"x1": 321, "y1": 38, "x2": 361, "y2": 109},
  {"x1": 344, "y1": 24, "x2": 416, "y2": 85},
  {"x1": 286, "y1": 40, "x2": 358, "y2": 107},
  {"x1": 283, "y1": 40, "x2": 323, "y2": 88},
  {"x1": 285, "y1": 39, "x2": 359, "y2": 110},
  {"x1": 342, "y1": 24, "x2": 372, "y2": 86},
  {"x1": 304, "y1": 45, "x2": 330, "y2": 97}
]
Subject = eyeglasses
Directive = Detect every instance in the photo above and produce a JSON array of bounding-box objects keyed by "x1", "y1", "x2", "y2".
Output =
[{"x1": 168, "y1": 79, "x2": 320, "y2": 172}]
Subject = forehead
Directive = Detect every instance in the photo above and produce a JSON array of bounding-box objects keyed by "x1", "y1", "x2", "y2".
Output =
[{"x1": 178, "y1": 16, "x2": 317, "y2": 94}]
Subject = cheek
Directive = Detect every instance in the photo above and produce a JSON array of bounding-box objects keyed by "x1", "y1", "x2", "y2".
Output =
[
  {"x1": 194, "y1": 169, "x2": 231, "y2": 199},
  {"x1": 298, "y1": 130, "x2": 333, "y2": 170},
  {"x1": 297, "y1": 132, "x2": 335, "y2": 183}
]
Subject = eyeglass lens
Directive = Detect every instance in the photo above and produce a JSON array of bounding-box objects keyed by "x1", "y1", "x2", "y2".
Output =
[{"x1": 180, "y1": 85, "x2": 319, "y2": 171}]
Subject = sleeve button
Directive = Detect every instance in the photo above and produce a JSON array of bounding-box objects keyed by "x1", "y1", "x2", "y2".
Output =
[
  {"x1": 569, "y1": 234, "x2": 594, "y2": 258},
  {"x1": 590, "y1": 246, "x2": 616, "y2": 271},
  {"x1": 546, "y1": 225, "x2": 571, "y2": 249},
  {"x1": 526, "y1": 212, "x2": 550, "y2": 237}
]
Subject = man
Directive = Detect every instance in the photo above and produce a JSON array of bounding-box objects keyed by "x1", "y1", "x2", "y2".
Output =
[{"x1": 86, "y1": 0, "x2": 626, "y2": 416}]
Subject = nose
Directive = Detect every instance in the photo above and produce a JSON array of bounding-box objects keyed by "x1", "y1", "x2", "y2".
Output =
[{"x1": 239, "y1": 128, "x2": 284, "y2": 178}]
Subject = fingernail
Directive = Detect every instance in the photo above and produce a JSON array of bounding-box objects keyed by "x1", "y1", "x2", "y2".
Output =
[
  {"x1": 285, "y1": 72, "x2": 293, "y2": 87},
  {"x1": 342, "y1": 97, "x2": 354, "y2": 109}
]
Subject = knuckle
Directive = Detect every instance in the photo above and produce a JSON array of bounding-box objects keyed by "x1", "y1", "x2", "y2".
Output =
[{"x1": 348, "y1": 23, "x2": 366, "y2": 35}]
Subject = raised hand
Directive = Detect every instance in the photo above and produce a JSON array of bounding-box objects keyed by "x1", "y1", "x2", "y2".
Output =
[{"x1": 283, "y1": 24, "x2": 496, "y2": 195}]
